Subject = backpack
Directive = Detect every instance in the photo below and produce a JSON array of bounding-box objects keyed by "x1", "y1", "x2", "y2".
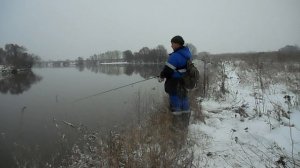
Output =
[{"x1": 180, "y1": 59, "x2": 200, "y2": 89}]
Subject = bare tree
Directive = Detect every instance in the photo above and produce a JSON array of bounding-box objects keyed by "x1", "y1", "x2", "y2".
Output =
[
  {"x1": 3, "y1": 44, "x2": 35, "y2": 68},
  {"x1": 123, "y1": 50, "x2": 134, "y2": 63},
  {"x1": 76, "y1": 57, "x2": 84, "y2": 66},
  {"x1": 0, "y1": 48, "x2": 5, "y2": 64}
]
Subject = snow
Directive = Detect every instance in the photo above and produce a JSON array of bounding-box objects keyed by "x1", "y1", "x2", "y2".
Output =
[
  {"x1": 53, "y1": 60, "x2": 299, "y2": 167},
  {"x1": 189, "y1": 62, "x2": 300, "y2": 167}
]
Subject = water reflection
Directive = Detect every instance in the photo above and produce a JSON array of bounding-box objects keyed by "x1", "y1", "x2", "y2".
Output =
[
  {"x1": 75, "y1": 65, "x2": 85, "y2": 72},
  {"x1": 0, "y1": 71, "x2": 42, "y2": 94},
  {"x1": 85, "y1": 64, "x2": 164, "y2": 78}
]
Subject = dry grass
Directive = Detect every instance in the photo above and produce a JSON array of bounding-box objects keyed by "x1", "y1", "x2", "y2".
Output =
[{"x1": 65, "y1": 96, "x2": 197, "y2": 168}]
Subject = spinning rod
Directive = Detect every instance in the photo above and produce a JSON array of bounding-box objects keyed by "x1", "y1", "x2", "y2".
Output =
[{"x1": 72, "y1": 76, "x2": 158, "y2": 103}]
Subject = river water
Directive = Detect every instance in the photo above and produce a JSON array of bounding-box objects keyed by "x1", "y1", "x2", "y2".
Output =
[{"x1": 0, "y1": 64, "x2": 164, "y2": 167}]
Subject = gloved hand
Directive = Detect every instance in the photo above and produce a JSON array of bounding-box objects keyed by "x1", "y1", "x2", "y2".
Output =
[{"x1": 158, "y1": 77, "x2": 164, "y2": 83}]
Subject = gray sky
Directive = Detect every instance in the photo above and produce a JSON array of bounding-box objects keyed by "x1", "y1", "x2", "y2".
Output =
[{"x1": 1, "y1": 0, "x2": 299, "y2": 60}]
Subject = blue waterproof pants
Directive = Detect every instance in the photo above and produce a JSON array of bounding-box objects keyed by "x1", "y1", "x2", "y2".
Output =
[{"x1": 169, "y1": 93, "x2": 189, "y2": 112}]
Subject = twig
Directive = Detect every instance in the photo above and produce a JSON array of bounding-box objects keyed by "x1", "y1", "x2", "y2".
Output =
[
  {"x1": 288, "y1": 112, "x2": 296, "y2": 168},
  {"x1": 219, "y1": 155, "x2": 234, "y2": 168},
  {"x1": 248, "y1": 132, "x2": 287, "y2": 158},
  {"x1": 62, "y1": 120, "x2": 76, "y2": 128},
  {"x1": 285, "y1": 93, "x2": 296, "y2": 168},
  {"x1": 245, "y1": 143, "x2": 274, "y2": 167}
]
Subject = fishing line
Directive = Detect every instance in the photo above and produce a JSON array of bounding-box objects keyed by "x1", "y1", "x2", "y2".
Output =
[{"x1": 72, "y1": 76, "x2": 158, "y2": 103}]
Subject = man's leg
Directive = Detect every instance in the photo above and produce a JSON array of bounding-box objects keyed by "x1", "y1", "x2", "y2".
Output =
[
  {"x1": 181, "y1": 96, "x2": 190, "y2": 128},
  {"x1": 181, "y1": 96, "x2": 190, "y2": 111},
  {"x1": 169, "y1": 94, "x2": 182, "y2": 115}
]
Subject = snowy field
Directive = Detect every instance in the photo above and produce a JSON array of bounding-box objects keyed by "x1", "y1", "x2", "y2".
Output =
[{"x1": 189, "y1": 61, "x2": 300, "y2": 167}]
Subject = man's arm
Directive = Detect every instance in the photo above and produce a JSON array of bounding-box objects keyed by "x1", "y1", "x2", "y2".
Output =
[{"x1": 160, "y1": 65, "x2": 173, "y2": 79}]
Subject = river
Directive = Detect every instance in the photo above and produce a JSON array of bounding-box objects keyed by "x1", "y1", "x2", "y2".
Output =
[{"x1": 0, "y1": 64, "x2": 164, "y2": 167}]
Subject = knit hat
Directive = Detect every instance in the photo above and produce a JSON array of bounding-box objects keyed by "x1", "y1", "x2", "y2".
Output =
[{"x1": 171, "y1": 35, "x2": 184, "y2": 46}]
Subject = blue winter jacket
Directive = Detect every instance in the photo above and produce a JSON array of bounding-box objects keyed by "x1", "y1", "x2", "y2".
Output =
[{"x1": 160, "y1": 46, "x2": 192, "y2": 93}]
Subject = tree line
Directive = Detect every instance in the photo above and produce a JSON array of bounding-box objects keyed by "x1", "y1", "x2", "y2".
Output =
[
  {"x1": 205, "y1": 45, "x2": 300, "y2": 64},
  {"x1": 123, "y1": 45, "x2": 168, "y2": 63},
  {"x1": 0, "y1": 43, "x2": 197, "y2": 68},
  {"x1": 85, "y1": 45, "x2": 169, "y2": 65},
  {"x1": 2, "y1": 43, "x2": 297, "y2": 69},
  {"x1": 0, "y1": 44, "x2": 40, "y2": 68},
  {"x1": 84, "y1": 43, "x2": 199, "y2": 66}
]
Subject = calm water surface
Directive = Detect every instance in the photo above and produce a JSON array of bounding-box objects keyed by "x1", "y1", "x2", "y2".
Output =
[{"x1": 0, "y1": 65, "x2": 164, "y2": 167}]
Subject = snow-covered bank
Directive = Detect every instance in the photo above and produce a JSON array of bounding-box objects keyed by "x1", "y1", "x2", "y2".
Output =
[
  {"x1": 50, "y1": 60, "x2": 299, "y2": 167},
  {"x1": 189, "y1": 61, "x2": 300, "y2": 167}
]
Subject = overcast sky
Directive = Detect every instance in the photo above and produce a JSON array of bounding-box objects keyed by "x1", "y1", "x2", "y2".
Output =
[{"x1": 1, "y1": 0, "x2": 300, "y2": 60}]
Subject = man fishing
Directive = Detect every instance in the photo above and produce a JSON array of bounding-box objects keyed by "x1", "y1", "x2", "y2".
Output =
[{"x1": 159, "y1": 35, "x2": 191, "y2": 117}]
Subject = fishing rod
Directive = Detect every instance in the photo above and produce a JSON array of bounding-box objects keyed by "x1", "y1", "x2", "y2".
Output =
[{"x1": 72, "y1": 76, "x2": 158, "y2": 103}]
